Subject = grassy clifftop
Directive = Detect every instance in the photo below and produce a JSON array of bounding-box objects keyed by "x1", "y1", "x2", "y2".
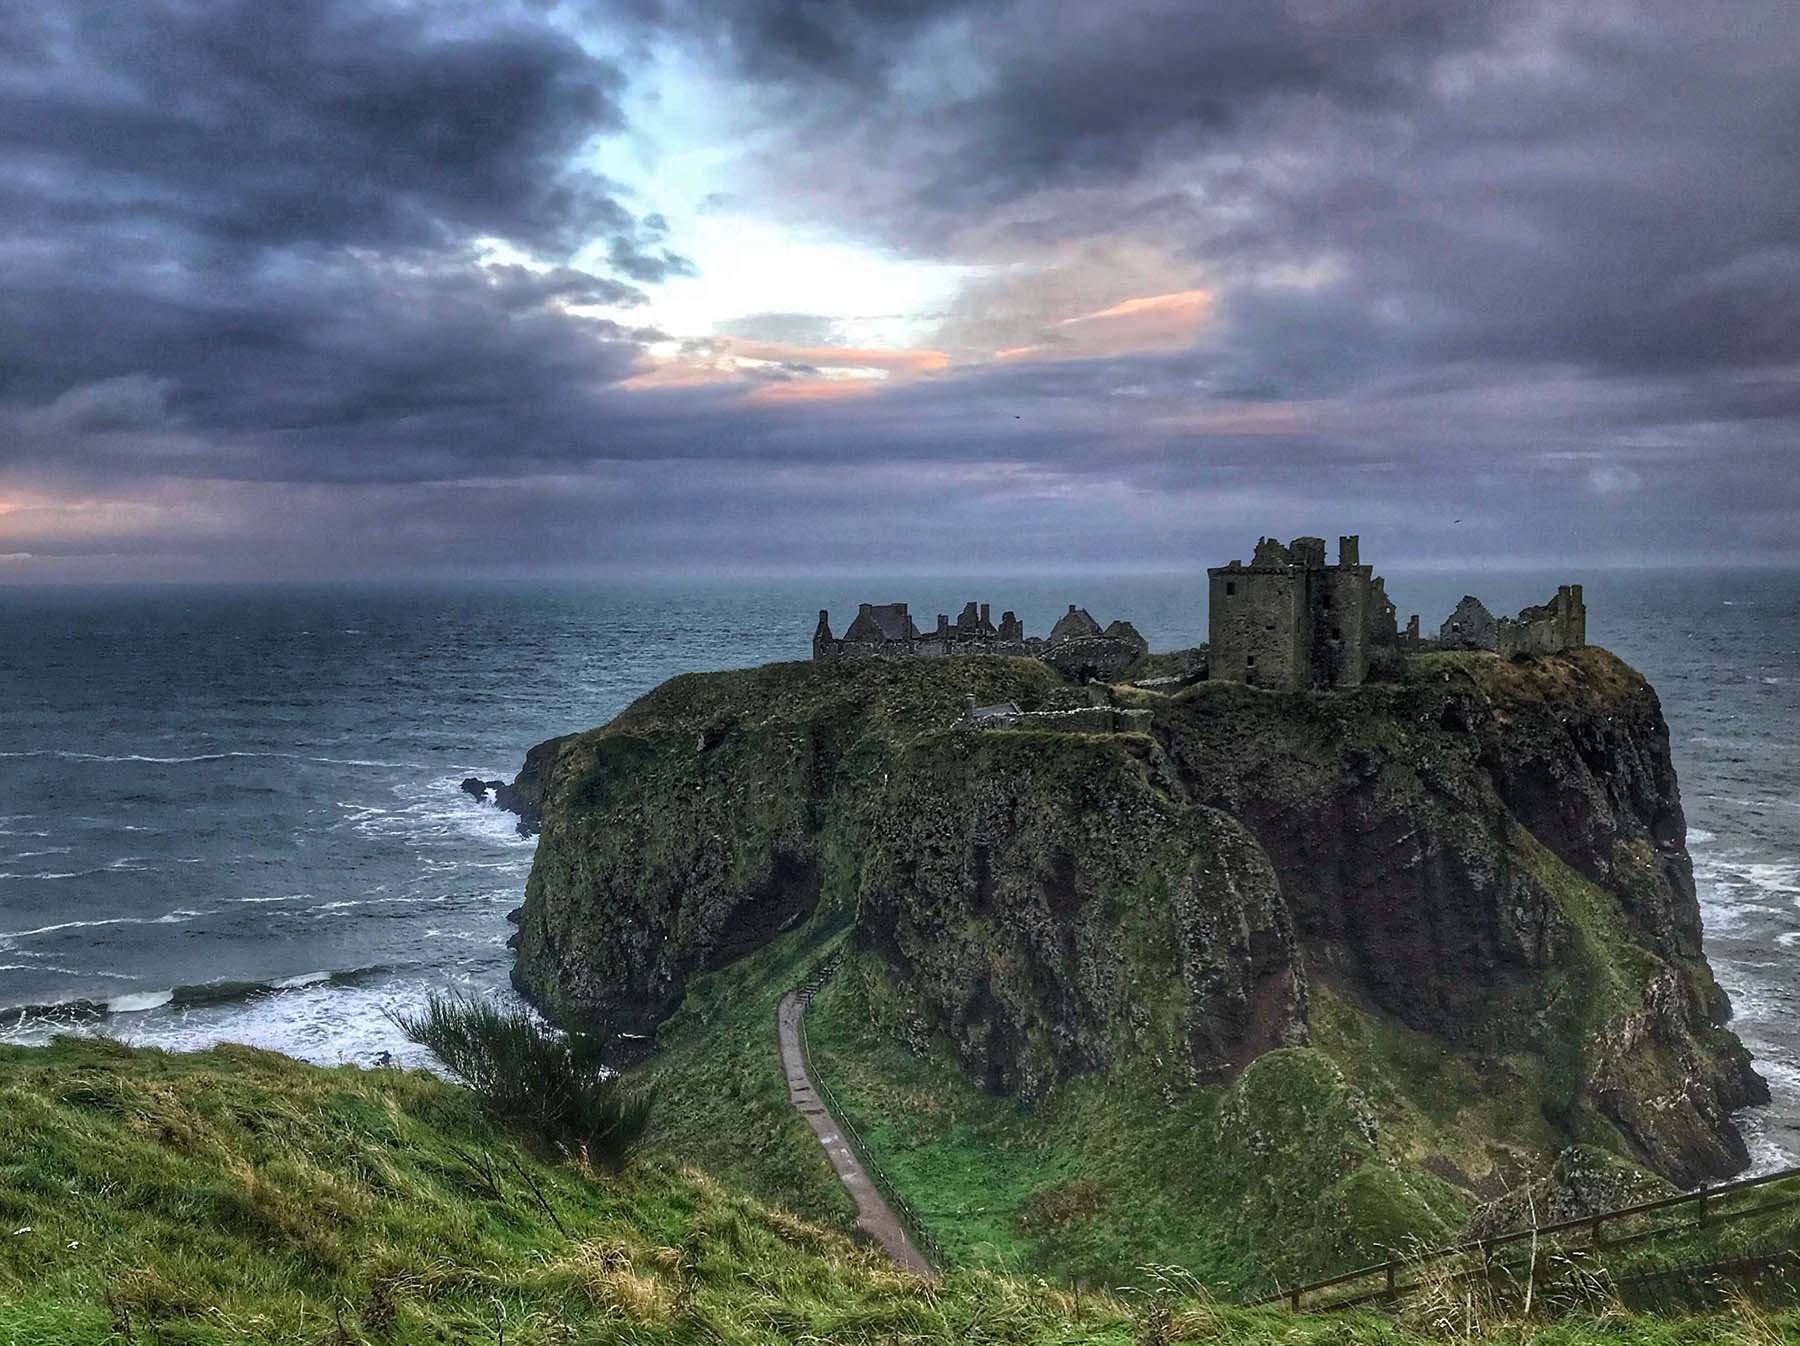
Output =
[{"x1": 2, "y1": 1037, "x2": 1793, "y2": 1344}]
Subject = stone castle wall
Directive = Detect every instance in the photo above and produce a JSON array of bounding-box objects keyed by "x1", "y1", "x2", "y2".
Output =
[
  {"x1": 814, "y1": 600, "x2": 1148, "y2": 681},
  {"x1": 1497, "y1": 585, "x2": 1586, "y2": 658}
]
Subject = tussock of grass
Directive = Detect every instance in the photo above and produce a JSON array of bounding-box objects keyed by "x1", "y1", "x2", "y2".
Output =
[{"x1": 392, "y1": 992, "x2": 652, "y2": 1170}]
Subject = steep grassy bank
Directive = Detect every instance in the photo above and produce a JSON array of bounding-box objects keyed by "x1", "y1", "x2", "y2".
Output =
[
  {"x1": 1, "y1": 1038, "x2": 1792, "y2": 1345},
  {"x1": 802, "y1": 948, "x2": 1466, "y2": 1292}
]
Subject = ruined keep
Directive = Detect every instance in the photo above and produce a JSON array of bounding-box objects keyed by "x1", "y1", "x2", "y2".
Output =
[
  {"x1": 1207, "y1": 535, "x2": 1400, "y2": 691},
  {"x1": 813, "y1": 599, "x2": 1148, "y2": 680}
]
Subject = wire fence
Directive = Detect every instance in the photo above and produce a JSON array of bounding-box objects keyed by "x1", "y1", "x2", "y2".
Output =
[
  {"x1": 1249, "y1": 1165, "x2": 1800, "y2": 1312},
  {"x1": 790, "y1": 954, "x2": 947, "y2": 1272}
]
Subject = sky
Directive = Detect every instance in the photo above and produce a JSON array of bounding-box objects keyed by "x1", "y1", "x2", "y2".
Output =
[{"x1": 2, "y1": 0, "x2": 1797, "y2": 581}]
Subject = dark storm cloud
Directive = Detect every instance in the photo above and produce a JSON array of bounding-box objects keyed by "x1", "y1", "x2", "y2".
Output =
[
  {"x1": 0, "y1": 1, "x2": 630, "y2": 254},
  {"x1": 0, "y1": 0, "x2": 682, "y2": 493},
  {"x1": 635, "y1": 0, "x2": 976, "y2": 84}
]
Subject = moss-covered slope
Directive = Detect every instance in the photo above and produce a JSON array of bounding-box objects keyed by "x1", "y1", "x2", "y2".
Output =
[{"x1": 512, "y1": 648, "x2": 1766, "y2": 1288}]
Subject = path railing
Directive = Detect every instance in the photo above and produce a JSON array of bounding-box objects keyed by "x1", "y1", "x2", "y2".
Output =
[
  {"x1": 790, "y1": 954, "x2": 946, "y2": 1271},
  {"x1": 1250, "y1": 1164, "x2": 1800, "y2": 1312}
]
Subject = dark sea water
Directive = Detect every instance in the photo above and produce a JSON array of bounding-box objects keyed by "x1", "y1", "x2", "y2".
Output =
[{"x1": 1, "y1": 571, "x2": 1795, "y2": 1169}]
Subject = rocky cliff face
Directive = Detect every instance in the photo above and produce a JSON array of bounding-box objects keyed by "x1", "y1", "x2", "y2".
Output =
[{"x1": 510, "y1": 648, "x2": 1764, "y2": 1190}]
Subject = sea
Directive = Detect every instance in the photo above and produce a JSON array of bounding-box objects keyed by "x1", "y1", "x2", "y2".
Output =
[{"x1": 1, "y1": 571, "x2": 1795, "y2": 1169}]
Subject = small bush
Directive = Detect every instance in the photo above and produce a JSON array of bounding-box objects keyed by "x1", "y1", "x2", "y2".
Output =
[{"x1": 392, "y1": 994, "x2": 652, "y2": 1170}]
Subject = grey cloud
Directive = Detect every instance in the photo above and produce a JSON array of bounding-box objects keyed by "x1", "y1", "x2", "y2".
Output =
[
  {"x1": 638, "y1": 0, "x2": 976, "y2": 84},
  {"x1": 0, "y1": 0, "x2": 682, "y2": 498},
  {"x1": 5, "y1": 0, "x2": 1800, "y2": 578},
  {"x1": 0, "y1": 0, "x2": 629, "y2": 255},
  {"x1": 606, "y1": 234, "x2": 698, "y2": 283},
  {"x1": 482, "y1": 264, "x2": 649, "y2": 311}
]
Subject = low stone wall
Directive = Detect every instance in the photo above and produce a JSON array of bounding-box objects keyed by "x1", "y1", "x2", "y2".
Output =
[{"x1": 966, "y1": 706, "x2": 1155, "y2": 734}]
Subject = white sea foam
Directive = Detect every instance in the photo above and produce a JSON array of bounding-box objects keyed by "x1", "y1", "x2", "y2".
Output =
[
  {"x1": 40, "y1": 975, "x2": 511, "y2": 1067},
  {"x1": 1743, "y1": 862, "x2": 1800, "y2": 896},
  {"x1": 272, "y1": 971, "x2": 333, "y2": 989},
  {"x1": 1735, "y1": 1108, "x2": 1797, "y2": 1175},
  {"x1": 332, "y1": 777, "x2": 539, "y2": 856},
  {"x1": 1687, "y1": 827, "x2": 1717, "y2": 845},
  {"x1": 106, "y1": 990, "x2": 175, "y2": 1013}
]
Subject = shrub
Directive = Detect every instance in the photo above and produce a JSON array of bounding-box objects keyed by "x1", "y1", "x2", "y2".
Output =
[{"x1": 392, "y1": 994, "x2": 652, "y2": 1170}]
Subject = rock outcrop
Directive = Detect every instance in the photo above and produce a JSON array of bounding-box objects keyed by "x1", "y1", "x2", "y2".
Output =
[
  {"x1": 464, "y1": 735, "x2": 571, "y2": 836},
  {"x1": 510, "y1": 648, "x2": 1764, "y2": 1192}
]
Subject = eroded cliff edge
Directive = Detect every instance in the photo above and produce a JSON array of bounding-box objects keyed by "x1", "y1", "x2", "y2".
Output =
[{"x1": 510, "y1": 648, "x2": 1765, "y2": 1202}]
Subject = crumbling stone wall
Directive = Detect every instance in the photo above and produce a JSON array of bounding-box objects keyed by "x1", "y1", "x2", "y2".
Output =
[
  {"x1": 813, "y1": 599, "x2": 1146, "y2": 675},
  {"x1": 1498, "y1": 585, "x2": 1587, "y2": 658},
  {"x1": 961, "y1": 704, "x2": 1155, "y2": 734}
]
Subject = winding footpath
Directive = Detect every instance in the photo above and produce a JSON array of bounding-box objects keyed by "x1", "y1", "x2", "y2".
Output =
[{"x1": 777, "y1": 989, "x2": 936, "y2": 1279}]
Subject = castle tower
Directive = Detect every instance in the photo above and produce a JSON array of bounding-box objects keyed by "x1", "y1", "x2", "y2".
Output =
[{"x1": 1208, "y1": 534, "x2": 1387, "y2": 690}]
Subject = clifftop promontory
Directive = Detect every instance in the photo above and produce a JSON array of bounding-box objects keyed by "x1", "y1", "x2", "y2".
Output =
[{"x1": 507, "y1": 643, "x2": 1765, "y2": 1277}]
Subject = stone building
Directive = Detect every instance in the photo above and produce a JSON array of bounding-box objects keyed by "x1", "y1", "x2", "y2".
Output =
[
  {"x1": 1206, "y1": 535, "x2": 1402, "y2": 691},
  {"x1": 1440, "y1": 596, "x2": 1498, "y2": 651}
]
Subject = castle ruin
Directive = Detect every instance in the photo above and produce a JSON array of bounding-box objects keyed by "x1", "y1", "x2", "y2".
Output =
[
  {"x1": 813, "y1": 599, "x2": 1149, "y2": 681},
  {"x1": 809, "y1": 535, "x2": 1587, "y2": 694},
  {"x1": 1206, "y1": 534, "x2": 1587, "y2": 691},
  {"x1": 1497, "y1": 585, "x2": 1586, "y2": 658},
  {"x1": 1206, "y1": 535, "x2": 1401, "y2": 691}
]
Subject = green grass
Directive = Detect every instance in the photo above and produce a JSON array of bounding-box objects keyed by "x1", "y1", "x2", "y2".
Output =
[
  {"x1": 635, "y1": 922, "x2": 856, "y2": 1225},
  {"x1": 3, "y1": 1035, "x2": 1795, "y2": 1344},
  {"x1": 802, "y1": 951, "x2": 1471, "y2": 1295}
]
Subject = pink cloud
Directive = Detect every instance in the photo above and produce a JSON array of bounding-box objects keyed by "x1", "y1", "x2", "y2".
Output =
[{"x1": 997, "y1": 287, "x2": 1213, "y2": 362}]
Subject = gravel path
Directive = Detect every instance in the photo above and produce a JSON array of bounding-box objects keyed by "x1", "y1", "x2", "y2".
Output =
[{"x1": 777, "y1": 989, "x2": 936, "y2": 1279}]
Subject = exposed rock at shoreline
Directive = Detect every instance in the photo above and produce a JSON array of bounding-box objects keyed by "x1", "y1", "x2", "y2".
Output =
[{"x1": 461, "y1": 735, "x2": 571, "y2": 836}]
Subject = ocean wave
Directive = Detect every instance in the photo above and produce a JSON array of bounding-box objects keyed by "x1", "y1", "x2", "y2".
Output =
[
  {"x1": 0, "y1": 964, "x2": 494, "y2": 1069},
  {"x1": 331, "y1": 778, "x2": 539, "y2": 854},
  {"x1": 0, "y1": 965, "x2": 398, "y2": 1024},
  {"x1": 0, "y1": 909, "x2": 214, "y2": 940},
  {"x1": 0, "y1": 749, "x2": 428, "y2": 769},
  {"x1": 0, "y1": 861, "x2": 155, "y2": 881},
  {"x1": 1687, "y1": 827, "x2": 1717, "y2": 845}
]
